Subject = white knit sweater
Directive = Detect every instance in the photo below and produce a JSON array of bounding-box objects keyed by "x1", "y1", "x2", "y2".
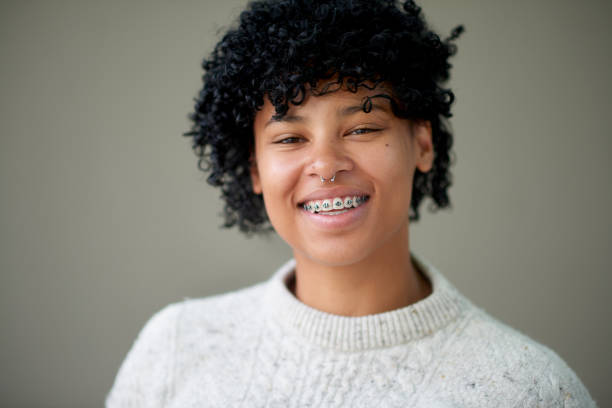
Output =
[{"x1": 106, "y1": 253, "x2": 597, "y2": 407}]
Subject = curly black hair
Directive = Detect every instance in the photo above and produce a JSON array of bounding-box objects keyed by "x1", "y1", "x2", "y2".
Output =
[{"x1": 184, "y1": 0, "x2": 463, "y2": 234}]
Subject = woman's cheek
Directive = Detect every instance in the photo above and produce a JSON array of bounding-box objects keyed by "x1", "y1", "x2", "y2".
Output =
[
  {"x1": 355, "y1": 143, "x2": 400, "y2": 181},
  {"x1": 259, "y1": 151, "x2": 303, "y2": 200}
]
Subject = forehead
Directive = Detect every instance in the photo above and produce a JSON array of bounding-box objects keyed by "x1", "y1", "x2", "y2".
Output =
[{"x1": 255, "y1": 83, "x2": 395, "y2": 125}]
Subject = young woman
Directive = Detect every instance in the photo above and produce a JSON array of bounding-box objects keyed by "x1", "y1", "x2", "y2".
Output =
[{"x1": 107, "y1": 0, "x2": 597, "y2": 406}]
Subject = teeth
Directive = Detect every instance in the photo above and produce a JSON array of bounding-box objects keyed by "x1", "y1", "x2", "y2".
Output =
[
  {"x1": 303, "y1": 203, "x2": 316, "y2": 213},
  {"x1": 302, "y1": 195, "x2": 369, "y2": 213},
  {"x1": 321, "y1": 209, "x2": 348, "y2": 216},
  {"x1": 321, "y1": 199, "x2": 332, "y2": 211}
]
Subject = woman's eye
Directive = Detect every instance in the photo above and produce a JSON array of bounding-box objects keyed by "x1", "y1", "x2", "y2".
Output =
[
  {"x1": 350, "y1": 127, "x2": 379, "y2": 135},
  {"x1": 276, "y1": 136, "x2": 303, "y2": 144}
]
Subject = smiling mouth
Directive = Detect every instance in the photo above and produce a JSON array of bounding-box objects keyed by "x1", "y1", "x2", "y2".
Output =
[{"x1": 299, "y1": 195, "x2": 370, "y2": 214}]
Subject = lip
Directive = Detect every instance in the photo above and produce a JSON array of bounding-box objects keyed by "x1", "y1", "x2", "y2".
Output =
[
  {"x1": 298, "y1": 196, "x2": 370, "y2": 230},
  {"x1": 296, "y1": 186, "x2": 370, "y2": 205}
]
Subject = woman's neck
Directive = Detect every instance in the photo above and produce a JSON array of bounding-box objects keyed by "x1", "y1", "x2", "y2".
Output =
[{"x1": 291, "y1": 226, "x2": 432, "y2": 317}]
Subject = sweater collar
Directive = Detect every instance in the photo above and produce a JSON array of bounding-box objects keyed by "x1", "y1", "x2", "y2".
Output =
[{"x1": 263, "y1": 252, "x2": 469, "y2": 352}]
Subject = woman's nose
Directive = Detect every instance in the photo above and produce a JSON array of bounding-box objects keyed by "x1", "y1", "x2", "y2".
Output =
[{"x1": 306, "y1": 140, "x2": 354, "y2": 181}]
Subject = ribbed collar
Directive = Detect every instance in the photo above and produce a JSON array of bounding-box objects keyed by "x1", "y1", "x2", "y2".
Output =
[{"x1": 263, "y1": 252, "x2": 469, "y2": 352}]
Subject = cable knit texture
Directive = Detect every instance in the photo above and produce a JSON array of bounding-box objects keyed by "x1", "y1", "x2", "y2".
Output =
[{"x1": 106, "y1": 253, "x2": 597, "y2": 407}]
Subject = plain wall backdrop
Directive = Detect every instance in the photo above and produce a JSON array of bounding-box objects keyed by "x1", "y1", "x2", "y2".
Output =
[{"x1": 1, "y1": 0, "x2": 610, "y2": 406}]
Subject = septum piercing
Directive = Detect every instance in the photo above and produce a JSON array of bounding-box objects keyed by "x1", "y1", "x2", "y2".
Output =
[{"x1": 320, "y1": 173, "x2": 336, "y2": 183}]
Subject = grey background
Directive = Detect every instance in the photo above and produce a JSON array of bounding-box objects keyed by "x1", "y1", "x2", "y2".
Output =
[{"x1": 1, "y1": 0, "x2": 610, "y2": 406}]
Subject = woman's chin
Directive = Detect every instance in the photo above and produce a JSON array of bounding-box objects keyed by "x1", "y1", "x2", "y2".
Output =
[{"x1": 294, "y1": 242, "x2": 374, "y2": 268}]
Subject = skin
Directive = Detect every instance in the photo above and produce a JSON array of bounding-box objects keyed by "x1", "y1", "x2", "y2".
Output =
[{"x1": 250, "y1": 84, "x2": 434, "y2": 316}]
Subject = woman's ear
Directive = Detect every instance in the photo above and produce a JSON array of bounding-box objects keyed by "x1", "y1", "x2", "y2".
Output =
[
  {"x1": 414, "y1": 120, "x2": 434, "y2": 173},
  {"x1": 249, "y1": 155, "x2": 262, "y2": 194}
]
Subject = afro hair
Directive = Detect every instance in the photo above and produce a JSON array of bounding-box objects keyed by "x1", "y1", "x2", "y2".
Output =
[{"x1": 184, "y1": 0, "x2": 463, "y2": 234}]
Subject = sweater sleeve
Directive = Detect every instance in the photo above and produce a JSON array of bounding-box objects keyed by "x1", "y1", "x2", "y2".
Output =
[
  {"x1": 513, "y1": 346, "x2": 598, "y2": 408},
  {"x1": 105, "y1": 303, "x2": 182, "y2": 408}
]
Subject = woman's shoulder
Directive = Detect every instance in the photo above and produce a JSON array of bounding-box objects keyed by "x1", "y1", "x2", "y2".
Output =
[
  {"x1": 439, "y1": 304, "x2": 597, "y2": 407},
  {"x1": 106, "y1": 280, "x2": 270, "y2": 407},
  {"x1": 154, "y1": 279, "x2": 271, "y2": 332}
]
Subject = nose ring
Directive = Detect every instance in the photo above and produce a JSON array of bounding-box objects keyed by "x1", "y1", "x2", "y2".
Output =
[{"x1": 320, "y1": 173, "x2": 336, "y2": 183}]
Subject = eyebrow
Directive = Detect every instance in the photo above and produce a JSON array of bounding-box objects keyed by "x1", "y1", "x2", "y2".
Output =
[
  {"x1": 263, "y1": 102, "x2": 390, "y2": 128},
  {"x1": 339, "y1": 102, "x2": 389, "y2": 117},
  {"x1": 264, "y1": 114, "x2": 303, "y2": 128}
]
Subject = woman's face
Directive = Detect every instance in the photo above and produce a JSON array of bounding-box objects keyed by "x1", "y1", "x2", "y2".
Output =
[{"x1": 251, "y1": 86, "x2": 433, "y2": 267}]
